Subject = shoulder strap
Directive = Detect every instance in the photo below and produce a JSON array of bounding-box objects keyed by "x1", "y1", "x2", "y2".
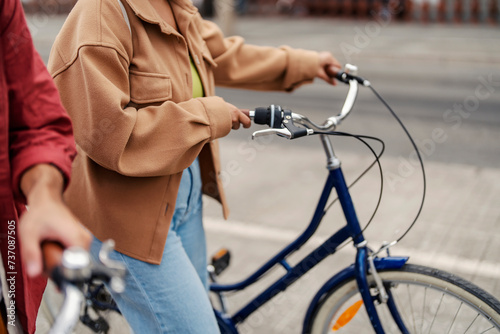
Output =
[{"x1": 117, "y1": 0, "x2": 132, "y2": 36}]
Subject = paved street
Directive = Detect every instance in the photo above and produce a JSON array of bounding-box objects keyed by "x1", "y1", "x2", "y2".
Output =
[{"x1": 30, "y1": 13, "x2": 500, "y2": 334}]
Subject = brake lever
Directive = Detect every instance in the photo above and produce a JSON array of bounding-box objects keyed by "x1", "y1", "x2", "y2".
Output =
[
  {"x1": 97, "y1": 240, "x2": 127, "y2": 293},
  {"x1": 252, "y1": 128, "x2": 293, "y2": 139},
  {"x1": 99, "y1": 240, "x2": 125, "y2": 271}
]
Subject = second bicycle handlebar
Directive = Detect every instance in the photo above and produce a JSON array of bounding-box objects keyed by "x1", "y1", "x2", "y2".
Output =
[
  {"x1": 249, "y1": 64, "x2": 364, "y2": 139},
  {"x1": 42, "y1": 240, "x2": 127, "y2": 334}
]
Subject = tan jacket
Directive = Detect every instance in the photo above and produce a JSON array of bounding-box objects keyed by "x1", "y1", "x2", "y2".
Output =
[{"x1": 48, "y1": 0, "x2": 320, "y2": 264}]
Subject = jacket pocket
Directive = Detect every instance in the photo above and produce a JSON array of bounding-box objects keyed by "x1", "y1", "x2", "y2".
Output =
[{"x1": 129, "y1": 70, "x2": 172, "y2": 104}]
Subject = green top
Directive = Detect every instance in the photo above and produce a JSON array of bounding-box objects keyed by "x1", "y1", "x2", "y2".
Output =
[{"x1": 190, "y1": 57, "x2": 204, "y2": 98}]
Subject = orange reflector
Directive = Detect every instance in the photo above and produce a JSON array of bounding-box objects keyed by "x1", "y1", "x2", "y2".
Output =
[
  {"x1": 332, "y1": 300, "x2": 364, "y2": 331},
  {"x1": 212, "y1": 248, "x2": 228, "y2": 261}
]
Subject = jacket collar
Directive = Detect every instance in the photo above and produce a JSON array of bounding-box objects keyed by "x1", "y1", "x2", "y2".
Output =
[{"x1": 122, "y1": 0, "x2": 198, "y2": 30}]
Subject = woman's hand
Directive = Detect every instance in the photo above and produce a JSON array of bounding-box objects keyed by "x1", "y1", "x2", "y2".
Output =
[
  {"x1": 226, "y1": 102, "x2": 251, "y2": 130},
  {"x1": 316, "y1": 51, "x2": 342, "y2": 85},
  {"x1": 19, "y1": 164, "x2": 92, "y2": 277}
]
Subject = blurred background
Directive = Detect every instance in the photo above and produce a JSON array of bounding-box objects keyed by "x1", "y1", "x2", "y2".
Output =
[
  {"x1": 21, "y1": 0, "x2": 500, "y2": 23},
  {"x1": 28, "y1": 1, "x2": 499, "y2": 333}
]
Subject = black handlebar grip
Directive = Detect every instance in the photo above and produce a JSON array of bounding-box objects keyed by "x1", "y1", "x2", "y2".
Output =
[
  {"x1": 253, "y1": 105, "x2": 283, "y2": 129},
  {"x1": 335, "y1": 71, "x2": 368, "y2": 85},
  {"x1": 253, "y1": 107, "x2": 270, "y2": 125}
]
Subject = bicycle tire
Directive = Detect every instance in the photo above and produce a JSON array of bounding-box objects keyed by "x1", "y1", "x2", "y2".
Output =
[{"x1": 306, "y1": 264, "x2": 500, "y2": 334}]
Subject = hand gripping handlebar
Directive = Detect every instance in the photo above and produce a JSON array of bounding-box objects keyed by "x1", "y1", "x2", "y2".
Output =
[
  {"x1": 42, "y1": 240, "x2": 127, "y2": 334},
  {"x1": 250, "y1": 105, "x2": 314, "y2": 139},
  {"x1": 249, "y1": 64, "x2": 364, "y2": 139}
]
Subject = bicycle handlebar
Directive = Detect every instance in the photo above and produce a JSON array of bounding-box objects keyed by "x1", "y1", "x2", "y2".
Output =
[
  {"x1": 42, "y1": 241, "x2": 64, "y2": 278},
  {"x1": 42, "y1": 240, "x2": 127, "y2": 334},
  {"x1": 249, "y1": 64, "x2": 365, "y2": 139},
  {"x1": 328, "y1": 64, "x2": 371, "y2": 87}
]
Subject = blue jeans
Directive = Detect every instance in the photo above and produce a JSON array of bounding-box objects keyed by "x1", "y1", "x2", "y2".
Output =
[{"x1": 90, "y1": 158, "x2": 220, "y2": 334}]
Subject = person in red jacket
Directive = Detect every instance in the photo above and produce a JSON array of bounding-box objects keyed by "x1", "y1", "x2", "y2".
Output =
[{"x1": 0, "y1": 0, "x2": 92, "y2": 332}]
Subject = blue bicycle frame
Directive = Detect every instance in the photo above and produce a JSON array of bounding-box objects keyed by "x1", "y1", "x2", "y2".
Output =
[{"x1": 210, "y1": 134, "x2": 410, "y2": 334}]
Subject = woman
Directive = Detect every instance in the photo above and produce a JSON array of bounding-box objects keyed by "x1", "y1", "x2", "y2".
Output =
[
  {"x1": 1, "y1": 0, "x2": 91, "y2": 332},
  {"x1": 48, "y1": 0, "x2": 341, "y2": 332}
]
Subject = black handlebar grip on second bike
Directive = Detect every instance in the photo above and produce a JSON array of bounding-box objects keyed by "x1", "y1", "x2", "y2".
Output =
[
  {"x1": 253, "y1": 105, "x2": 283, "y2": 129},
  {"x1": 326, "y1": 65, "x2": 368, "y2": 85}
]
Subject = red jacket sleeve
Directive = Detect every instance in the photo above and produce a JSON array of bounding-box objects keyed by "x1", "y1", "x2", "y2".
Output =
[
  {"x1": 1, "y1": 1, "x2": 76, "y2": 333},
  {"x1": 1, "y1": 0, "x2": 76, "y2": 202}
]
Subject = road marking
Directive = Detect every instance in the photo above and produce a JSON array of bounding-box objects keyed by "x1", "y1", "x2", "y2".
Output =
[{"x1": 205, "y1": 217, "x2": 500, "y2": 280}]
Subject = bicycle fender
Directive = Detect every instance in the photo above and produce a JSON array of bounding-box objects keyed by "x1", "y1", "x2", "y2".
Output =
[{"x1": 302, "y1": 256, "x2": 408, "y2": 334}]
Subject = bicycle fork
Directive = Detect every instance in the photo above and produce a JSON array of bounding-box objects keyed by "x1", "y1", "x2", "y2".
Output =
[
  {"x1": 324, "y1": 133, "x2": 409, "y2": 334},
  {"x1": 355, "y1": 246, "x2": 410, "y2": 334}
]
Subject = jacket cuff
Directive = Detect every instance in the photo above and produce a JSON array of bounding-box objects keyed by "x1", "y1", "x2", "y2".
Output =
[
  {"x1": 282, "y1": 47, "x2": 320, "y2": 91},
  {"x1": 11, "y1": 148, "x2": 74, "y2": 203},
  {"x1": 199, "y1": 96, "x2": 232, "y2": 140}
]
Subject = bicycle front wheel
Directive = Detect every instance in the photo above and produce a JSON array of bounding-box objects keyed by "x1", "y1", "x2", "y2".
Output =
[{"x1": 307, "y1": 264, "x2": 500, "y2": 334}]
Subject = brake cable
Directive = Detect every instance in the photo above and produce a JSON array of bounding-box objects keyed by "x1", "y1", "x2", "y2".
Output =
[
  {"x1": 367, "y1": 84, "x2": 427, "y2": 243},
  {"x1": 314, "y1": 78, "x2": 427, "y2": 247}
]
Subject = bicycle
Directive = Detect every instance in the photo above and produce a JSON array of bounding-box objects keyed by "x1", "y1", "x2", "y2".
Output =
[
  {"x1": 39, "y1": 241, "x2": 128, "y2": 334},
  {"x1": 39, "y1": 64, "x2": 500, "y2": 334},
  {"x1": 207, "y1": 64, "x2": 500, "y2": 333}
]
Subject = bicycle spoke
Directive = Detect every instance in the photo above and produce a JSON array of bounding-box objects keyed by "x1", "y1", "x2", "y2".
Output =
[
  {"x1": 406, "y1": 284, "x2": 417, "y2": 333},
  {"x1": 445, "y1": 301, "x2": 463, "y2": 334},
  {"x1": 420, "y1": 287, "x2": 428, "y2": 334},
  {"x1": 463, "y1": 313, "x2": 480, "y2": 334},
  {"x1": 380, "y1": 303, "x2": 391, "y2": 331},
  {"x1": 406, "y1": 284, "x2": 417, "y2": 334},
  {"x1": 480, "y1": 326, "x2": 497, "y2": 334},
  {"x1": 427, "y1": 292, "x2": 445, "y2": 334},
  {"x1": 388, "y1": 283, "x2": 412, "y2": 333}
]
